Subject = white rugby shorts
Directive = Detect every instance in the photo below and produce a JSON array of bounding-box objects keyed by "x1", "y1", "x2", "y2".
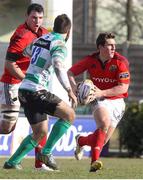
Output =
[
  {"x1": 93, "y1": 98, "x2": 125, "y2": 128},
  {"x1": 0, "y1": 82, "x2": 20, "y2": 106}
]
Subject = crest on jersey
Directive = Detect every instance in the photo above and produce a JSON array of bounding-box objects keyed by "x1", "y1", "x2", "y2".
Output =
[
  {"x1": 91, "y1": 64, "x2": 96, "y2": 68},
  {"x1": 109, "y1": 65, "x2": 117, "y2": 71}
]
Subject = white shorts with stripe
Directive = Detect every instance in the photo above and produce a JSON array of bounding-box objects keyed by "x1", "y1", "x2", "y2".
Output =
[
  {"x1": 0, "y1": 82, "x2": 20, "y2": 123},
  {"x1": 0, "y1": 82, "x2": 20, "y2": 106}
]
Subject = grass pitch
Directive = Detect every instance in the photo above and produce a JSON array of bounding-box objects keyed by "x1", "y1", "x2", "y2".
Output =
[{"x1": 0, "y1": 157, "x2": 143, "y2": 179}]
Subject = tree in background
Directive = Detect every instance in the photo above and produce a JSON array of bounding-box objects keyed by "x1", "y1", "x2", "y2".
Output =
[
  {"x1": 73, "y1": 0, "x2": 143, "y2": 44},
  {"x1": 97, "y1": 0, "x2": 143, "y2": 43},
  {"x1": 73, "y1": 0, "x2": 98, "y2": 44},
  {"x1": 1, "y1": 0, "x2": 143, "y2": 44},
  {"x1": 0, "y1": 0, "x2": 30, "y2": 40},
  {"x1": 126, "y1": 0, "x2": 133, "y2": 41}
]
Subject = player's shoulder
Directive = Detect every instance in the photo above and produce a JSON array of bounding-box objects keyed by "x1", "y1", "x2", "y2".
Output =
[
  {"x1": 15, "y1": 23, "x2": 30, "y2": 36},
  {"x1": 50, "y1": 32, "x2": 66, "y2": 46},
  {"x1": 77, "y1": 52, "x2": 99, "y2": 65},
  {"x1": 87, "y1": 52, "x2": 100, "y2": 61},
  {"x1": 114, "y1": 52, "x2": 128, "y2": 61},
  {"x1": 52, "y1": 32, "x2": 64, "y2": 41},
  {"x1": 11, "y1": 23, "x2": 33, "y2": 41},
  {"x1": 114, "y1": 52, "x2": 129, "y2": 65}
]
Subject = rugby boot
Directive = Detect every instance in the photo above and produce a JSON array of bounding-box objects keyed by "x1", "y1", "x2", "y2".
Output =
[
  {"x1": 90, "y1": 160, "x2": 103, "y2": 172},
  {"x1": 74, "y1": 134, "x2": 84, "y2": 160}
]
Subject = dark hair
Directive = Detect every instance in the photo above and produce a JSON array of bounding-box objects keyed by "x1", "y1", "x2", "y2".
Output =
[
  {"x1": 27, "y1": 3, "x2": 44, "y2": 15},
  {"x1": 53, "y1": 14, "x2": 71, "y2": 34},
  {"x1": 96, "y1": 32, "x2": 115, "y2": 49}
]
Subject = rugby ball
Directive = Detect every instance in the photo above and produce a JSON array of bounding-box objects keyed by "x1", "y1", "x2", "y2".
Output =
[{"x1": 77, "y1": 79, "x2": 96, "y2": 105}]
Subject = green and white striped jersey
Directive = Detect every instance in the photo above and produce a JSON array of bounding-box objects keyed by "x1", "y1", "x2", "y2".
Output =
[{"x1": 20, "y1": 32, "x2": 71, "y2": 92}]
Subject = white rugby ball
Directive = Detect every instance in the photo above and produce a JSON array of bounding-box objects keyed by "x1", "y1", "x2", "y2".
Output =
[{"x1": 77, "y1": 79, "x2": 95, "y2": 105}]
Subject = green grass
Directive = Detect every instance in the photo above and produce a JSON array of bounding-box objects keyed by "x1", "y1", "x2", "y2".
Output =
[{"x1": 0, "y1": 157, "x2": 143, "y2": 179}]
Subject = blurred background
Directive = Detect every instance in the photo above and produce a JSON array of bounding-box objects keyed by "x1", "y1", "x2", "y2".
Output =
[{"x1": 0, "y1": 0, "x2": 143, "y2": 158}]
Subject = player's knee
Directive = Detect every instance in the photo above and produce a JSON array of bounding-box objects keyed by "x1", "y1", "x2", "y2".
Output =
[
  {"x1": 40, "y1": 130, "x2": 47, "y2": 138},
  {"x1": 3, "y1": 126, "x2": 16, "y2": 134},
  {"x1": 33, "y1": 130, "x2": 47, "y2": 142},
  {"x1": 0, "y1": 121, "x2": 16, "y2": 134},
  {"x1": 1, "y1": 108, "x2": 19, "y2": 121},
  {"x1": 97, "y1": 121, "x2": 110, "y2": 133},
  {"x1": 100, "y1": 117, "x2": 110, "y2": 128},
  {"x1": 67, "y1": 108, "x2": 75, "y2": 123},
  {"x1": 0, "y1": 108, "x2": 19, "y2": 134},
  {"x1": 0, "y1": 113, "x2": 18, "y2": 124}
]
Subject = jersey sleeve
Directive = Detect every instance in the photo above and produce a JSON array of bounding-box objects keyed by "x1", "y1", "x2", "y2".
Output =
[
  {"x1": 50, "y1": 39, "x2": 67, "y2": 63},
  {"x1": 117, "y1": 58, "x2": 130, "y2": 84},
  {"x1": 50, "y1": 39, "x2": 71, "y2": 90},
  {"x1": 6, "y1": 31, "x2": 33, "y2": 62},
  {"x1": 69, "y1": 56, "x2": 90, "y2": 76}
]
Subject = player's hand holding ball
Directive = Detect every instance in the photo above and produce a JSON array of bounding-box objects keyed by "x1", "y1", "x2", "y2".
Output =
[{"x1": 77, "y1": 79, "x2": 97, "y2": 105}]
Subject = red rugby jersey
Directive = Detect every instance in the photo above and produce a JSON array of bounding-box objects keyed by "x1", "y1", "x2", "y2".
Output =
[
  {"x1": 69, "y1": 52, "x2": 130, "y2": 99},
  {"x1": 0, "y1": 23, "x2": 48, "y2": 84}
]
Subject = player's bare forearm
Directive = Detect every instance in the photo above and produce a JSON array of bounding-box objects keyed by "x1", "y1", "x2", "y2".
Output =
[
  {"x1": 101, "y1": 83, "x2": 129, "y2": 98},
  {"x1": 67, "y1": 88, "x2": 77, "y2": 109},
  {"x1": 67, "y1": 70, "x2": 77, "y2": 94},
  {"x1": 5, "y1": 60, "x2": 25, "y2": 80}
]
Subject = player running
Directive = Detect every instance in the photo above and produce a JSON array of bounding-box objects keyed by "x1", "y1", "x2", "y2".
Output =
[{"x1": 68, "y1": 32, "x2": 130, "y2": 172}]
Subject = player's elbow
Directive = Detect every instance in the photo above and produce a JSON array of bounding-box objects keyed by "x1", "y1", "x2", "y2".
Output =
[
  {"x1": 67, "y1": 70, "x2": 75, "y2": 80},
  {"x1": 67, "y1": 70, "x2": 73, "y2": 76},
  {"x1": 5, "y1": 60, "x2": 16, "y2": 70},
  {"x1": 120, "y1": 83, "x2": 129, "y2": 93}
]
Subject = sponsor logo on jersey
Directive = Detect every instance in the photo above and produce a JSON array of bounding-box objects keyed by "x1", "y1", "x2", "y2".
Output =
[
  {"x1": 34, "y1": 38, "x2": 51, "y2": 50},
  {"x1": 119, "y1": 72, "x2": 130, "y2": 80},
  {"x1": 93, "y1": 77, "x2": 117, "y2": 83}
]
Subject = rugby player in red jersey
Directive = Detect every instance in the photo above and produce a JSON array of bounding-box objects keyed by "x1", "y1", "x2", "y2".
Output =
[
  {"x1": 0, "y1": 3, "x2": 49, "y2": 171},
  {"x1": 68, "y1": 32, "x2": 130, "y2": 172}
]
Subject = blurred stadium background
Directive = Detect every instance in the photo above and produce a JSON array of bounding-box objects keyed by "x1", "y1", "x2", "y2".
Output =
[{"x1": 0, "y1": 0, "x2": 143, "y2": 159}]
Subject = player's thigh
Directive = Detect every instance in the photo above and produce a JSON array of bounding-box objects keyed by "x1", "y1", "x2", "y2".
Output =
[
  {"x1": 0, "y1": 82, "x2": 20, "y2": 106},
  {"x1": 31, "y1": 120, "x2": 48, "y2": 141},
  {"x1": 19, "y1": 90, "x2": 75, "y2": 124},
  {"x1": 93, "y1": 103, "x2": 110, "y2": 128},
  {"x1": 108, "y1": 99, "x2": 125, "y2": 128},
  {"x1": 23, "y1": 104, "x2": 47, "y2": 126},
  {"x1": 0, "y1": 82, "x2": 20, "y2": 124},
  {"x1": 0, "y1": 104, "x2": 20, "y2": 124},
  {"x1": 30, "y1": 90, "x2": 75, "y2": 122},
  {"x1": 37, "y1": 91, "x2": 75, "y2": 121},
  {"x1": 93, "y1": 99, "x2": 125, "y2": 128},
  {"x1": 0, "y1": 104, "x2": 20, "y2": 133},
  {"x1": 54, "y1": 100, "x2": 75, "y2": 122},
  {"x1": 19, "y1": 90, "x2": 56, "y2": 124}
]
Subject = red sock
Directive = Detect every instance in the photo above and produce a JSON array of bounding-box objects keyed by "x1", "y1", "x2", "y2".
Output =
[
  {"x1": 35, "y1": 135, "x2": 47, "y2": 168},
  {"x1": 78, "y1": 129, "x2": 106, "y2": 163},
  {"x1": 78, "y1": 129, "x2": 102, "y2": 147},
  {"x1": 78, "y1": 133, "x2": 94, "y2": 146},
  {"x1": 91, "y1": 129, "x2": 106, "y2": 163}
]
